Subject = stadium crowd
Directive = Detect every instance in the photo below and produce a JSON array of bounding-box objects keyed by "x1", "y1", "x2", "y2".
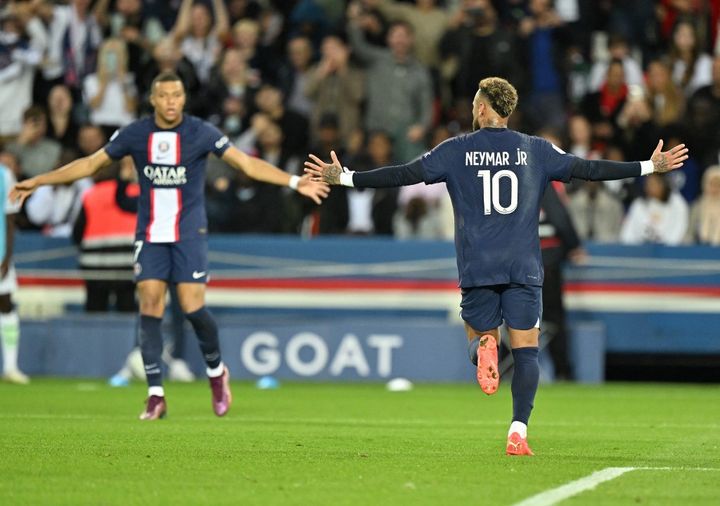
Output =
[{"x1": 2, "y1": 0, "x2": 720, "y2": 245}]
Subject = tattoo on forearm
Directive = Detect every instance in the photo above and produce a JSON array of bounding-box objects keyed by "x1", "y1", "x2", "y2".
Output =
[{"x1": 325, "y1": 164, "x2": 341, "y2": 185}]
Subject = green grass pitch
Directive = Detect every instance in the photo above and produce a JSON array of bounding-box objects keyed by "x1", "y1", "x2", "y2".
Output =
[{"x1": 0, "y1": 379, "x2": 718, "y2": 505}]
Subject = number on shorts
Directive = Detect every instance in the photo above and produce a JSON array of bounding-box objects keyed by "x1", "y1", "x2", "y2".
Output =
[{"x1": 133, "y1": 240, "x2": 143, "y2": 264}]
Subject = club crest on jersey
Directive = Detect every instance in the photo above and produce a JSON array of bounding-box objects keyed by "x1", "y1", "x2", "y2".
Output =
[{"x1": 149, "y1": 131, "x2": 180, "y2": 165}]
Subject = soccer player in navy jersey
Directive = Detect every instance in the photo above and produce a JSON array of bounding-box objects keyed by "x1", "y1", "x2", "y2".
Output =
[
  {"x1": 13, "y1": 72, "x2": 329, "y2": 421},
  {"x1": 305, "y1": 77, "x2": 688, "y2": 455}
]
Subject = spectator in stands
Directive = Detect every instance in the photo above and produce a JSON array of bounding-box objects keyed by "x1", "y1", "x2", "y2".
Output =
[
  {"x1": 40, "y1": 0, "x2": 102, "y2": 99},
  {"x1": 231, "y1": 19, "x2": 273, "y2": 83},
  {"x1": 368, "y1": 0, "x2": 453, "y2": 71},
  {"x1": 645, "y1": 59, "x2": 685, "y2": 128},
  {"x1": 83, "y1": 39, "x2": 138, "y2": 137},
  {"x1": 344, "y1": 1, "x2": 388, "y2": 49},
  {"x1": 305, "y1": 33, "x2": 365, "y2": 147},
  {"x1": 252, "y1": 84, "x2": 309, "y2": 157},
  {"x1": 93, "y1": 0, "x2": 166, "y2": 79},
  {"x1": 255, "y1": 120, "x2": 301, "y2": 177},
  {"x1": 567, "y1": 114, "x2": 600, "y2": 160},
  {"x1": 138, "y1": 36, "x2": 202, "y2": 115},
  {"x1": 279, "y1": 36, "x2": 315, "y2": 119},
  {"x1": 686, "y1": 166, "x2": 720, "y2": 245},
  {"x1": 616, "y1": 82, "x2": 660, "y2": 162},
  {"x1": 669, "y1": 19, "x2": 713, "y2": 97},
  {"x1": 440, "y1": 0, "x2": 522, "y2": 103},
  {"x1": 76, "y1": 124, "x2": 107, "y2": 159},
  {"x1": 46, "y1": 85, "x2": 80, "y2": 150},
  {"x1": 234, "y1": 116, "x2": 303, "y2": 232},
  {"x1": 569, "y1": 181, "x2": 624, "y2": 242},
  {"x1": 205, "y1": 169, "x2": 284, "y2": 234},
  {"x1": 6, "y1": 107, "x2": 62, "y2": 179},
  {"x1": 227, "y1": 0, "x2": 262, "y2": 25},
  {"x1": 348, "y1": 10, "x2": 432, "y2": 162},
  {"x1": 24, "y1": 149, "x2": 93, "y2": 238},
  {"x1": 171, "y1": 0, "x2": 229, "y2": 84},
  {"x1": 205, "y1": 48, "x2": 257, "y2": 137},
  {"x1": 604, "y1": 0, "x2": 657, "y2": 63},
  {"x1": 588, "y1": 34, "x2": 644, "y2": 92},
  {"x1": 517, "y1": 0, "x2": 570, "y2": 131},
  {"x1": 0, "y1": 8, "x2": 43, "y2": 139},
  {"x1": 394, "y1": 124, "x2": 451, "y2": 240},
  {"x1": 685, "y1": 56, "x2": 720, "y2": 169},
  {"x1": 581, "y1": 59, "x2": 628, "y2": 147},
  {"x1": 317, "y1": 130, "x2": 398, "y2": 235},
  {"x1": 620, "y1": 173, "x2": 689, "y2": 245}
]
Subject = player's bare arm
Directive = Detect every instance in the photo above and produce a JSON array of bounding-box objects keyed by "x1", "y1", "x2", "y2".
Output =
[
  {"x1": 221, "y1": 146, "x2": 330, "y2": 205},
  {"x1": 651, "y1": 139, "x2": 689, "y2": 173},
  {"x1": 305, "y1": 150, "x2": 426, "y2": 188},
  {"x1": 10, "y1": 149, "x2": 113, "y2": 206}
]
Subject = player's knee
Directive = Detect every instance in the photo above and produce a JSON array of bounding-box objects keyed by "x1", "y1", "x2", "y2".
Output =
[{"x1": 139, "y1": 296, "x2": 165, "y2": 317}]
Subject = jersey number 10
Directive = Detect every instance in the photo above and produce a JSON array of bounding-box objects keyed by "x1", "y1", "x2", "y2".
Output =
[{"x1": 477, "y1": 170, "x2": 519, "y2": 215}]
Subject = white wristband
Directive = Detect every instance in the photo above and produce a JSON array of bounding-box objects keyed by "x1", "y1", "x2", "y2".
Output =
[
  {"x1": 339, "y1": 168, "x2": 355, "y2": 187},
  {"x1": 288, "y1": 175, "x2": 301, "y2": 190},
  {"x1": 640, "y1": 160, "x2": 654, "y2": 176}
]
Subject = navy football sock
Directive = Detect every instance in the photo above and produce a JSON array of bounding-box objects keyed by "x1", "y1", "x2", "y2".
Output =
[
  {"x1": 468, "y1": 337, "x2": 480, "y2": 365},
  {"x1": 185, "y1": 307, "x2": 222, "y2": 369},
  {"x1": 511, "y1": 347, "x2": 539, "y2": 425},
  {"x1": 139, "y1": 315, "x2": 164, "y2": 388}
]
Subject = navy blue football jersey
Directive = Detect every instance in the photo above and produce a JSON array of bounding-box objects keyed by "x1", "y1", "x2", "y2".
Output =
[
  {"x1": 421, "y1": 127, "x2": 575, "y2": 287},
  {"x1": 104, "y1": 115, "x2": 231, "y2": 243}
]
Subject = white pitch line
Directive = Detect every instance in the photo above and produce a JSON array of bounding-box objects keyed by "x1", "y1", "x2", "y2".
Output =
[
  {"x1": 512, "y1": 466, "x2": 720, "y2": 506},
  {"x1": 511, "y1": 467, "x2": 638, "y2": 506}
]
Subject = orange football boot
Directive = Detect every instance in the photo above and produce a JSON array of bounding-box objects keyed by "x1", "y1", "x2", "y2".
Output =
[
  {"x1": 506, "y1": 432, "x2": 534, "y2": 456},
  {"x1": 476, "y1": 334, "x2": 499, "y2": 395}
]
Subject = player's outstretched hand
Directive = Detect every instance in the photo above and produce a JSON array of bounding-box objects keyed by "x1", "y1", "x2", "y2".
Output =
[
  {"x1": 651, "y1": 140, "x2": 689, "y2": 173},
  {"x1": 304, "y1": 150, "x2": 344, "y2": 185},
  {"x1": 297, "y1": 174, "x2": 330, "y2": 205},
  {"x1": 10, "y1": 177, "x2": 40, "y2": 207}
]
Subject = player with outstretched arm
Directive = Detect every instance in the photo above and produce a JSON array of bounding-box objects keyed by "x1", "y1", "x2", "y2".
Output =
[
  {"x1": 304, "y1": 77, "x2": 687, "y2": 455},
  {"x1": 13, "y1": 72, "x2": 329, "y2": 420}
]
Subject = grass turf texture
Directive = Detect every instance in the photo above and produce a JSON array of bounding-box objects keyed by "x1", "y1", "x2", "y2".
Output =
[{"x1": 0, "y1": 380, "x2": 718, "y2": 505}]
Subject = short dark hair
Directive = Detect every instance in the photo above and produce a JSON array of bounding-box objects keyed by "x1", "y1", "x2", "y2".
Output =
[
  {"x1": 151, "y1": 72, "x2": 184, "y2": 93},
  {"x1": 388, "y1": 20, "x2": 414, "y2": 35},
  {"x1": 477, "y1": 77, "x2": 518, "y2": 118},
  {"x1": 23, "y1": 106, "x2": 46, "y2": 122}
]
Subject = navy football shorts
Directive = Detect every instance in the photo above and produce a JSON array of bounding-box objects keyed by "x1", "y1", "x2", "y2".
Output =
[
  {"x1": 133, "y1": 239, "x2": 208, "y2": 283},
  {"x1": 460, "y1": 283, "x2": 542, "y2": 331}
]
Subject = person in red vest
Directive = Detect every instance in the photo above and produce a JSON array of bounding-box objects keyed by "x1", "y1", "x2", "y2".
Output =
[{"x1": 72, "y1": 157, "x2": 138, "y2": 311}]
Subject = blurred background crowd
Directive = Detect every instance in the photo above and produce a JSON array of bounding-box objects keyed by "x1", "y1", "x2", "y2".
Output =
[{"x1": 2, "y1": 0, "x2": 720, "y2": 246}]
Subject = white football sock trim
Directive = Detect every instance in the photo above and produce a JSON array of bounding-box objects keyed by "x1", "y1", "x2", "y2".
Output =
[
  {"x1": 207, "y1": 362, "x2": 225, "y2": 378},
  {"x1": 148, "y1": 386, "x2": 165, "y2": 398},
  {"x1": 509, "y1": 421, "x2": 528, "y2": 439}
]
